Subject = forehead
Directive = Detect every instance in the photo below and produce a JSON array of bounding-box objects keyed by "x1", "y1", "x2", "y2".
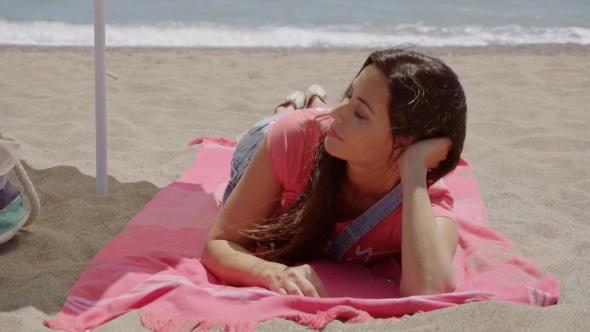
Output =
[{"x1": 354, "y1": 64, "x2": 390, "y2": 117}]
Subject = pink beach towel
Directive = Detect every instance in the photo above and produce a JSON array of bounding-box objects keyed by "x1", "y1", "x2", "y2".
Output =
[{"x1": 45, "y1": 138, "x2": 559, "y2": 332}]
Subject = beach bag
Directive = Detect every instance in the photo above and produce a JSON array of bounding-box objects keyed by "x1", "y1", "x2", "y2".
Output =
[{"x1": 0, "y1": 132, "x2": 41, "y2": 244}]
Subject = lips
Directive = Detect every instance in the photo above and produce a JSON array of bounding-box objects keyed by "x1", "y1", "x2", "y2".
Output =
[{"x1": 327, "y1": 125, "x2": 343, "y2": 140}]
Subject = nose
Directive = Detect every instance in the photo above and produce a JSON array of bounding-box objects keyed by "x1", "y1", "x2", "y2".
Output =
[{"x1": 330, "y1": 103, "x2": 346, "y2": 124}]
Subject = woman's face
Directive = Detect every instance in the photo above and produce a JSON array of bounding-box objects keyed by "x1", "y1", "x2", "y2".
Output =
[{"x1": 324, "y1": 64, "x2": 395, "y2": 168}]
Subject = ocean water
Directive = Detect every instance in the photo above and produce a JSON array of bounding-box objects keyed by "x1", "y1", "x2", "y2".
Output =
[{"x1": 1, "y1": 0, "x2": 589, "y2": 47}]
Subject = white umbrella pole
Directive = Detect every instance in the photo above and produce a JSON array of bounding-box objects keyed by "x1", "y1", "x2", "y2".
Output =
[{"x1": 94, "y1": 0, "x2": 108, "y2": 195}]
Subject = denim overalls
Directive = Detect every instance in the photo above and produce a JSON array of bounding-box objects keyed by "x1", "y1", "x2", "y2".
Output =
[{"x1": 222, "y1": 113, "x2": 286, "y2": 204}]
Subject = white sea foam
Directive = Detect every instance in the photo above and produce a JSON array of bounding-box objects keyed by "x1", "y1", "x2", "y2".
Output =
[{"x1": 1, "y1": 20, "x2": 589, "y2": 48}]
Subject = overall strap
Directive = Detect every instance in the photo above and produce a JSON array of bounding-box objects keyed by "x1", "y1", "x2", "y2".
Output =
[{"x1": 326, "y1": 184, "x2": 403, "y2": 262}]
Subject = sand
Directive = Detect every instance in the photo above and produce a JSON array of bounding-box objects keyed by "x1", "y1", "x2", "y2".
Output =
[{"x1": 1, "y1": 44, "x2": 589, "y2": 331}]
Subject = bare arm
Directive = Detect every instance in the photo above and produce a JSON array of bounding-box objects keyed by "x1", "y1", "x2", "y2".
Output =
[
  {"x1": 398, "y1": 138, "x2": 459, "y2": 296},
  {"x1": 201, "y1": 135, "x2": 328, "y2": 297}
]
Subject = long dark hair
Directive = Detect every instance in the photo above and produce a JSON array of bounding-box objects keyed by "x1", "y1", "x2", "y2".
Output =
[{"x1": 246, "y1": 47, "x2": 467, "y2": 264}]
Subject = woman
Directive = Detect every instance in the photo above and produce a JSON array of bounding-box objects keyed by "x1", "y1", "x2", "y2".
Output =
[{"x1": 202, "y1": 48, "x2": 467, "y2": 298}]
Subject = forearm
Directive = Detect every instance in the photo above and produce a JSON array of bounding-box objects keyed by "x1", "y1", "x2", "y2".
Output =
[
  {"x1": 399, "y1": 162, "x2": 456, "y2": 296},
  {"x1": 202, "y1": 239, "x2": 287, "y2": 288}
]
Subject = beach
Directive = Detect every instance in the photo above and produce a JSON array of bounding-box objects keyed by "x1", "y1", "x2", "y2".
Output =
[{"x1": 1, "y1": 45, "x2": 589, "y2": 331}]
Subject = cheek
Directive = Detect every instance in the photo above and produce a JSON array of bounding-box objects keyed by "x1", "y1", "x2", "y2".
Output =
[
  {"x1": 363, "y1": 129, "x2": 392, "y2": 149},
  {"x1": 363, "y1": 132, "x2": 394, "y2": 159}
]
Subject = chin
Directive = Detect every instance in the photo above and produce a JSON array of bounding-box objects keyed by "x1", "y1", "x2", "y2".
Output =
[{"x1": 324, "y1": 136, "x2": 343, "y2": 160}]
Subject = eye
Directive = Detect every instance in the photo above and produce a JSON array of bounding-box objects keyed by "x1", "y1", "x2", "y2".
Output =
[
  {"x1": 343, "y1": 88, "x2": 365, "y2": 119},
  {"x1": 354, "y1": 107, "x2": 364, "y2": 119},
  {"x1": 345, "y1": 88, "x2": 353, "y2": 100}
]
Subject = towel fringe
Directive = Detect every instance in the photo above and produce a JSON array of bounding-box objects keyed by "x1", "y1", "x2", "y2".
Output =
[
  {"x1": 141, "y1": 307, "x2": 388, "y2": 332},
  {"x1": 281, "y1": 305, "x2": 390, "y2": 330},
  {"x1": 141, "y1": 312, "x2": 257, "y2": 332}
]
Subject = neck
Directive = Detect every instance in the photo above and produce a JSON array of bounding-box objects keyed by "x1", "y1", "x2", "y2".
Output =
[{"x1": 344, "y1": 161, "x2": 400, "y2": 202}]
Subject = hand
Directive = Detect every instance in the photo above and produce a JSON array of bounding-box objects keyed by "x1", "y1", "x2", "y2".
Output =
[
  {"x1": 398, "y1": 137, "x2": 452, "y2": 172},
  {"x1": 263, "y1": 264, "x2": 329, "y2": 298}
]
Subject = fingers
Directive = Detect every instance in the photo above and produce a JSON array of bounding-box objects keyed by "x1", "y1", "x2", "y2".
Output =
[
  {"x1": 269, "y1": 265, "x2": 329, "y2": 298},
  {"x1": 420, "y1": 138, "x2": 452, "y2": 168},
  {"x1": 281, "y1": 281, "x2": 304, "y2": 296},
  {"x1": 293, "y1": 264, "x2": 329, "y2": 298},
  {"x1": 424, "y1": 137, "x2": 451, "y2": 151},
  {"x1": 308, "y1": 269, "x2": 330, "y2": 298},
  {"x1": 271, "y1": 279, "x2": 309, "y2": 297},
  {"x1": 282, "y1": 279, "x2": 314, "y2": 297},
  {"x1": 297, "y1": 277, "x2": 322, "y2": 298},
  {"x1": 439, "y1": 137, "x2": 452, "y2": 152}
]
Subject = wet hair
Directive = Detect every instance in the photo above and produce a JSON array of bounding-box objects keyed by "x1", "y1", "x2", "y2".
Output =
[{"x1": 246, "y1": 47, "x2": 467, "y2": 264}]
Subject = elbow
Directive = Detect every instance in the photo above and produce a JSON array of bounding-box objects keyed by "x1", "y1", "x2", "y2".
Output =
[
  {"x1": 399, "y1": 276, "x2": 456, "y2": 297},
  {"x1": 200, "y1": 240, "x2": 215, "y2": 269}
]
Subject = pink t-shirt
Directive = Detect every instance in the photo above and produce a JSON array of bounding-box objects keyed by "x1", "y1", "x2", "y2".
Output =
[{"x1": 266, "y1": 108, "x2": 455, "y2": 263}]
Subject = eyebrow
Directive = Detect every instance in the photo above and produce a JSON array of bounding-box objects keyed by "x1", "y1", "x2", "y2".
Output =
[
  {"x1": 350, "y1": 80, "x2": 376, "y2": 115},
  {"x1": 358, "y1": 96, "x2": 376, "y2": 114}
]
